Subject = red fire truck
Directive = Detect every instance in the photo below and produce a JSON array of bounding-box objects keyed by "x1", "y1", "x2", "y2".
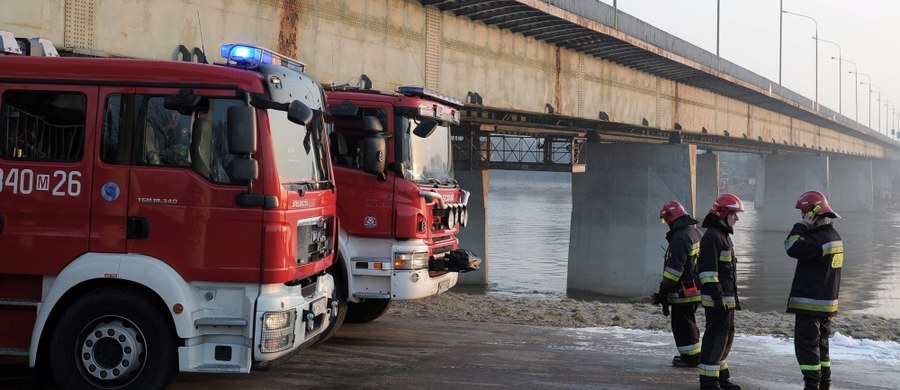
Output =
[
  {"x1": 320, "y1": 84, "x2": 481, "y2": 335},
  {"x1": 0, "y1": 33, "x2": 339, "y2": 388}
]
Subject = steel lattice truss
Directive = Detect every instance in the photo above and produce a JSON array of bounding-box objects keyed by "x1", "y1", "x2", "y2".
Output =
[{"x1": 452, "y1": 126, "x2": 585, "y2": 172}]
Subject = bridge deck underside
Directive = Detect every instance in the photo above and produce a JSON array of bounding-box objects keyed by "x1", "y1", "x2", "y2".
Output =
[{"x1": 453, "y1": 105, "x2": 825, "y2": 172}]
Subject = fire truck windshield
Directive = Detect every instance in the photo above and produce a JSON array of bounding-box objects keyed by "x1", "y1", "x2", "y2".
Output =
[
  {"x1": 269, "y1": 109, "x2": 332, "y2": 190},
  {"x1": 404, "y1": 117, "x2": 454, "y2": 185}
]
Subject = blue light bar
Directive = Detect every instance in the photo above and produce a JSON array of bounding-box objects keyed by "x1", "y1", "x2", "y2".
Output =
[
  {"x1": 397, "y1": 86, "x2": 463, "y2": 107},
  {"x1": 220, "y1": 43, "x2": 305, "y2": 72}
]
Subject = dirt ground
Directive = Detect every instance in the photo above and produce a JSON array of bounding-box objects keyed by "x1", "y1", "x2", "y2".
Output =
[{"x1": 3, "y1": 293, "x2": 898, "y2": 389}]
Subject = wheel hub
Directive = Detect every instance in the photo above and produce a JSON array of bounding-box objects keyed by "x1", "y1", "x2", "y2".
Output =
[{"x1": 80, "y1": 318, "x2": 145, "y2": 382}]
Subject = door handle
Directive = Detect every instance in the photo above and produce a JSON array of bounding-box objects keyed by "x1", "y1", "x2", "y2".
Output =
[{"x1": 127, "y1": 216, "x2": 150, "y2": 239}]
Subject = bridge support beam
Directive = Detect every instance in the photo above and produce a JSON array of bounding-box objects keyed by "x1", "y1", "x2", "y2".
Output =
[
  {"x1": 873, "y1": 160, "x2": 894, "y2": 201},
  {"x1": 568, "y1": 143, "x2": 696, "y2": 297},
  {"x1": 697, "y1": 152, "x2": 720, "y2": 214},
  {"x1": 830, "y1": 158, "x2": 873, "y2": 212},
  {"x1": 757, "y1": 155, "x2": 828, "y2": 231},
  {"x1": 455, "y1": 168, "x2": 489, "y2": 286}
]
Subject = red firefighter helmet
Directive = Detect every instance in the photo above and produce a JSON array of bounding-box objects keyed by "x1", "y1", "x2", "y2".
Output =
[
  {"x1": 659, "y1": 200, "x2": 688, "y2": 224},
  {"x1": 795, "y1": 190, "x2": 840, "y2": 218},
  {"x1": 710, "y1": 193, "x2": 745, "y2": 218}
]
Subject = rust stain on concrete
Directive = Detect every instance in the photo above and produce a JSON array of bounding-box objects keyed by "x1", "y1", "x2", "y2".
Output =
[
  {"x1": 554, "y1": 47, "x2": 561, "y2": 113},
  {"x1": 277, "y1": 0, "x2": 300, "y2": 59}
]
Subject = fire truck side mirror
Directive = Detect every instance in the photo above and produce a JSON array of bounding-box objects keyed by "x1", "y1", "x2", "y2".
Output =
[
  {"x1": 227, "y1": 106, "x2": 259, "y2": 184},
  {"x1": 227, "y1": 106, "x2": 258, "y2": 155},
  {"x1": 287, "y1": 100, "x2": 313, "y2": 127},
  {"x1": 362, "y1": 135, "x2": 386, "y2": 177},
  {"x1": 412, "y1": 118, "x2": 437, "y2": 138}
]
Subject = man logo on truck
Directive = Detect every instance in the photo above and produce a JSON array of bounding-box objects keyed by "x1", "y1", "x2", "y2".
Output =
[{"x1": 101, "y1": 181, "x2": 120, "y2": 201}]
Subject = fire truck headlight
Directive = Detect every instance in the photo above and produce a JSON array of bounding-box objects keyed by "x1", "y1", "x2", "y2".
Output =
[
  {"x1": 263, "y1": 311, "x2": 291, "y2": 330},
  {"x1": 260, "y1": 310, "x2": 296, "y2": 353},
  {"x1": 394, "y1": 251, "x2": 429, "y2": 270},
  {"x1": 446, "y1": 207, "x2": 457, "y2": 229}
]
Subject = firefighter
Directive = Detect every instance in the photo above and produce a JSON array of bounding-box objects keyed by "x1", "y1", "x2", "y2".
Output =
[
  {"x1": 652, "y1": 200, "x2": 702, "y2": 367},
  {"x1": 784, "y1": 191, "x2": 844, "y2": 390},
  {"x1": 697, "y1": 193, "x2": 744, "y2": 390}
]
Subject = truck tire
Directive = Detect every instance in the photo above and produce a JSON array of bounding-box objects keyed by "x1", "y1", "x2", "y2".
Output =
[
  {"x1": 48, "y1": 285, "x2": 177, "y2": 390},
  {"x1": 345, "y1": 298, "x2": 392, "y2": 323}
]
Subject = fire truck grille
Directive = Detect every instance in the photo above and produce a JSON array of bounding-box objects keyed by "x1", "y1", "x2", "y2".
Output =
[{"x1": 296, "y1": 215, "x2": 334, "y2": 264}]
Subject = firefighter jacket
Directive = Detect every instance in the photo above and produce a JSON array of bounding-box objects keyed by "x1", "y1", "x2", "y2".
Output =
[
  {"x1": 784, "y1": 221, "x2": 843, "y2": 317},
  {"x1": 660, "y1": 215, "x2": 702, "y2": 304},
  {"x1": 698, "y1": 213, "x2": 739, "y2": 309}
]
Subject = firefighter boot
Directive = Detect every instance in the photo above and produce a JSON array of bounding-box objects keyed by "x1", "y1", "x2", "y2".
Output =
[
  {"x1": 672, "y1": 355, "x2": 699, "y2": 367},
  {"x1": 717, "y1": 369, "x2": 742, "y2": 390},
  {"x1": 820, "y1": 366, "x2": 831, "y2": 390},
  {"x1": 699, "y1": 376, "x2": 721, "y2": 390},
  {"x1": 803, "y1": 369, "x2": 822, "y2": 390}
]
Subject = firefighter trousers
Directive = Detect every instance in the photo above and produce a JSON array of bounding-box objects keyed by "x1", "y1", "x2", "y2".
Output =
[
  {"x1": 670, "y1": 302, "x2": 701, "y2": 360},
  {"x1": 699, "y1": 307, "x2": 735, "y2": 379},
  {"x1": 795, "y1": 314, "x2": 832, "y2": 384}
]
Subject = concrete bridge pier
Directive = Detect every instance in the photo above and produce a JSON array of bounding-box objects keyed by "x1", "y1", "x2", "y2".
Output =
[
  {"x1": 873, "y1": 160, "x2": 894, "y2": 201},
  {"x1": 455, "y1": 168, "x2": 489, "y2": 286},
  {"x1": 754, "y1": 155, "x2": 766, "y2": 210},
  {"x1": 757, "y1": 155, "x2": 828, "y2": 231},
  {"x1": 830, "y1": 157, "x2": 874, "y2": 213},
  {"x1": 567, "y1": 143, "x2": 697, "y2": 297},
  {"x1": 697, "y1": 152, "x2": 720, "y2": 214}
]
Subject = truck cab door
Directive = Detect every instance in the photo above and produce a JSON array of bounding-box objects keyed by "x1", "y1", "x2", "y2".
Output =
[
  {"x1": 330, "y1": 105, "x2": 395, "y2": 238},
  {"x1": 124, "y1": 90, "x2": 263, "y2": 282}
]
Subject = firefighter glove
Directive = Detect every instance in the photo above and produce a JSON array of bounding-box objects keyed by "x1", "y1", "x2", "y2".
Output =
[
  {"x1": 651, "y1": 292, "x2": 668, "y2": 306},
  {"x1": 651, "y1": 293, "x2": 670, "y2": 316}
]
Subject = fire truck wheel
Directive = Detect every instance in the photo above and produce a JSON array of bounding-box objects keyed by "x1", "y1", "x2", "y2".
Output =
[
  {"x1": 48, "y1": 285, "x2": 177, "y2": 390},
  {"x1": 345, "y1": 298, "x2": 393, "y2": 323}
]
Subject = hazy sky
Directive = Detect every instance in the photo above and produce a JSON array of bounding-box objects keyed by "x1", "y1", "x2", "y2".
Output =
[{"x1": 598, "y1": 0, "x2": 900, "y2": 134}]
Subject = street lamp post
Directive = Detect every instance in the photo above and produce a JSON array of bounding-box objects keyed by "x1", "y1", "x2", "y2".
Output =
[
  {"x1": 865, "y1": 83, "x2": 882, "y2": 133},
  {"x1": 857, "y1": 73, "x2": 873, "y2": 128},
  {"x1": 874, "y1": 86, "x2": 882, "y2": 133},
  {"x1": 839, "y1": 59, "x2": 858, "y2": 123},
  {"x1": 783, "y1": 10, "x2": 818, "y2": 109},
  {"x1": 882, "y1": 101, "x2": 892, "y2": 137},
  {"x1": 884, "y1": 99, "x2": 892, "y2": 136},
  {"x1": 816, "y1": 37, "x2": 841, "y2": 116},
  {"x1": 778, "y1": 0, "x2": 784, "y2": 85}
]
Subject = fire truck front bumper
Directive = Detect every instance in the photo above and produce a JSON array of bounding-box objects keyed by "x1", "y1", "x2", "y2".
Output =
[{"x1": 429, "y1": 249, "x2": 481, "y2": 273}]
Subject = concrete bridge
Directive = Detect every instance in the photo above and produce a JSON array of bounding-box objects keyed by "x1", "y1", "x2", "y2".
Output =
[{"x1": 3, "y1": 0, "x2": 898, "y2": 298}]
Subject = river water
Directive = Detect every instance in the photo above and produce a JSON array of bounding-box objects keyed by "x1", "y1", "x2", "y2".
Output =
[{"x1": 484, "y1": 170, "x2": 900, "y2": 319}]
